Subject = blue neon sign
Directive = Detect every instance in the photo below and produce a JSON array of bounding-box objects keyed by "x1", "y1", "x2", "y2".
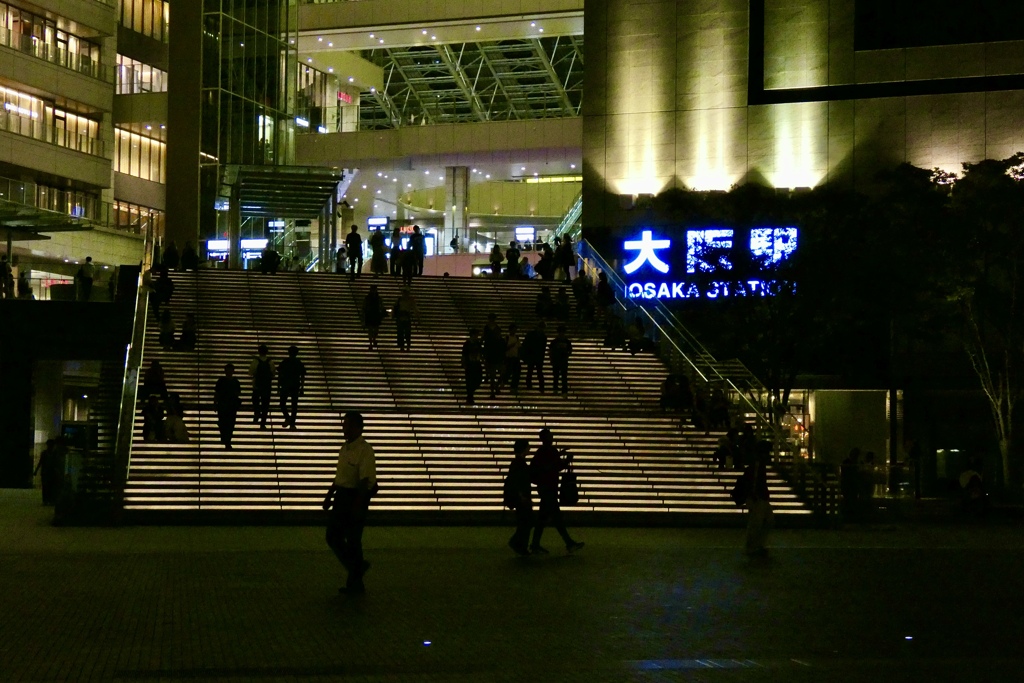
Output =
[{"x1": 621, "y1": 227, "x2": 798, "y2": 301}]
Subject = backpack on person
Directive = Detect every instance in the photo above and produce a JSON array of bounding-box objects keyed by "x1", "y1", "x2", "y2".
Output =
[
  {"x1": 559, "y1": 463, "x2": 580, "y2": 506},
  {"x1": 730, "y1": 471, "x2": 750, "y2": 506}
]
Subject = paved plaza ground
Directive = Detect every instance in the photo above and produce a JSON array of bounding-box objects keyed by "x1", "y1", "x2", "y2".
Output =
[{"x1": 1, "y1": 489, "x2": 1023, "y2": 682}]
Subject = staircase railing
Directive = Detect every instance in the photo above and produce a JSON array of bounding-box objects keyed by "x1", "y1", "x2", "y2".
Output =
[
  {"x1": 551, "y1": 192, "x2": 582, "y2": 243},
  {"x1": 577, "y1": 238, "x2": 839, "y2": 521},
  {"x1": 111, "y1": 271, "x2": 150, "y2": 513}
]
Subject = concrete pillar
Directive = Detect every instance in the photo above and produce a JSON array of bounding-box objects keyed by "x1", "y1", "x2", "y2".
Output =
[
  {"x1": 228, "y1": 183, "x2": 241, "y2": 270},
  {"x1": 329, "y1": 193, "x2": 338, "y2": 270},
  {"x1": 165, "y1": 0, "x2": 204, "y2": 249},
  {"x1": 445, "y1": 166, "x2": 469, "y2": 251}
]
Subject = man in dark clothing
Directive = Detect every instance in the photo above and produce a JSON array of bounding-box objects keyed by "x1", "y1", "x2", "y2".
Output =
[
  {"x1": 743, "y1": 441, "x2": 773, "y2": 557},
  {"x1": 345, "y1": 224, "x2": 363, "y2": 279},
  {"x1": 505, "y1": 438, "x2": 533, "y2": 555},
  {"x1": 161, "y1": 241, "x2": 179, "y2": 270},
  {"x1": 482, "y1": 313, "x2": 505, "y2": 399},
  {"x1": 180, "y1": 242, "x2": 199, "y2": 271},
  {"x1": 214, "y1": 364, "x2": 242, "y2": 449},
  {"x1": 393, "y1": 288, "x2": 416, "y2": 350},
  {"x1": 249, "y1": 344, "x2": 275, "y2": 428},
  {"x1": 529, "y1": 428, "x2": 584, "y2": 554},
  {"x1": 461, "y1": 328, "x2": 483, "y2": 405},
  {"x1": 504, "y1": 241, "x2": 521, "y2": 278},
  {"x1": 410, "y1": 225, "x2": 425, "y2": 276},
  {"x1": 277, "y1": 345, "x2": 307, "y2": 429},
  {"x1": 522, "y1": 321, "x2": 547, "y2": 392},
  {"x1": 390, "y1": 226, "x2": 402, "y2": 275},
  {"x1": 549, "y1": 324, "x2": 572, "y2": 395},
  {"x1": 34, "y1": 439, "x2": 60, "y2": 505}
]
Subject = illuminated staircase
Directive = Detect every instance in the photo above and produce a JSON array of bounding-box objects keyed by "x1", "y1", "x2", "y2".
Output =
[{"x1": 122, "y1": 270, "x2": 810, "y2": 520}]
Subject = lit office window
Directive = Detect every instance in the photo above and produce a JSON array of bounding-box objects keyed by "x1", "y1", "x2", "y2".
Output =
[
  {"x1": 114, "y1": 200, "x2": 164, "y2": 236},
  {"x1": 116, "y1": 55, "x2": 168, "y2": 94},
  {"x1": 120, "y1": 0, "x2": 170, "y2": 43},
  {"x1": 0, "y1": 3, "x2": 103, "y2": 78},
  {"x1": 0, "y1": 84, "x2": 102, "y2": 155},
  {"x1": 115, "y1": 128, "x2": 166, "y2": 183}
]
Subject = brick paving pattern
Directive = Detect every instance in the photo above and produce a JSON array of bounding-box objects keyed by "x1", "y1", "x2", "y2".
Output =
[{"x1": 2, "y1": 491, "x2": 1023, "y2": 682}]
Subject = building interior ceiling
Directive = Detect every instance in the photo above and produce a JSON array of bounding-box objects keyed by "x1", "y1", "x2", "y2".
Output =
[{"x1": 359, "y1": 36, "x2": 583, "y2": 129}]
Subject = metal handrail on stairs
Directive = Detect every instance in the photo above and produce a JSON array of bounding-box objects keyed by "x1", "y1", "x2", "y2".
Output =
[
  {"x1": 577, "y1": 238, "x2": 839, "y2": 521},
  {"x1": 111, "y1": 271, "x2": 149, "y2": 512}
]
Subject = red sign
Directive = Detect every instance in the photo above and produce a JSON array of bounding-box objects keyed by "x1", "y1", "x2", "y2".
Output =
[{"x1": 338, "y1": 91, "x2": 353, "y2": 104}]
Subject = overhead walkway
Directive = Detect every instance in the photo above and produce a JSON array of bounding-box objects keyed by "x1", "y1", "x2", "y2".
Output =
[{"x1": 123, "y1": 270, "x2": 811, "y2": 522}]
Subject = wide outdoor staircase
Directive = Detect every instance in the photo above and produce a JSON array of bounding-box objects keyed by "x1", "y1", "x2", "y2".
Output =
[{"x1": 123, "y1": 270, "x2": 811, "y2": 521}]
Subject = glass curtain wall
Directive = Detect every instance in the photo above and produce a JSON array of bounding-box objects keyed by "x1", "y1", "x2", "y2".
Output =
[
  {"x1": 200, "y1": 0, "x2": 296, "y2": 240},
  {"x1": 114, "y1": 200, "x2": 164, "y2": 237}
]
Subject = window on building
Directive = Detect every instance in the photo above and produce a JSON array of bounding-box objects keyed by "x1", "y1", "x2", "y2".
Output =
[
  {"x1": 0, "y1": 2, "x2": 103, "y2": 77},
  {"x1": 115, "y1": 128, "x2": 166, "y2": 183},
  {"x1": 116, "y1": 55, "x2": 168, "y2": 94},
  {"x1": 120, "y1": 0, "x2": 169, "y2": 43},
  {"x1": 114, "y1": 200, "x2": 164, "y2": 237}
]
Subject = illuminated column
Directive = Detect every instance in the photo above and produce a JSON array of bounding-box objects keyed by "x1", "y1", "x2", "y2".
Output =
[{"x1": 444, "y1": 166, "x2": 469, "y2": 248}]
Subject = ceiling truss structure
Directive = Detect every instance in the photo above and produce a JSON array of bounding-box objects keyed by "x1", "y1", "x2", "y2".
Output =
[{"x1": 360, "y1": 36, "x2": 583, "y2": 129}]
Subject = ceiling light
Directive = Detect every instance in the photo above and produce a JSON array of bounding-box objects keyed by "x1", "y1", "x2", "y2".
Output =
[
  {"x1": 425, "y1": 170, "x2": 430, "y2": 174},
  {"x1": 145, "y1": 125, "x2": 152, "y2": 130},
  {"x1": 239, "y1": 43, "x2": 244, "y2": 47},
  {"x1": 380, "y1": 39, "x2": 385, "y2": 43},
  {"x1": 362, "y1": 185, "x2": 367, "y2": 189},
  {"x1": 348, "y1": 77, "x2": 355, "y2": 82},
  {"x1": 376, "y1": 189, "x2": 382, "y2": 193},
  {"x1": 328, "y1": 42, "x2": 333, "y2": 47},
  {"x1": 486, "y1": 174, "x2": 491, "y2": 178},
  {"x1": 318, "y1": 37, "x2": 322, "y2": 42},
  {"x1": 422, "y1": 30, "x2": 428, "y2": 35},
  {"x1": 539, "y1": 28, "x2": 544, "y2": 32},
  {"x1": 369, "y1": 33, "x2": 375, "y2": 38},
  {"x1": 370, "y1": 87, "x2": 376, "y2": 92},
  {"x1": 476, "y1": 26, "x2": 481, "y2": 31},
  {"x1": 328, "y1": 67, "x2": 334, "y2": 73},
  {"x1": 431, "y1": 36, "x2": 436, "y2": 40},
  {"x1": 393, "y1": 178, "x2": 397, "y2": 182},
  {"x1": 531, "y1": 22, "x2": 536, "y2": 27},
  {"x1": 407, "y1": 183, "x2": 412, "y2": 187},
  {"x1": 377, "y1": 172, "x2": 383, "y2": 177},
  {"x1": 472, "y1": 168, "x2": 477, "y2": 172},
  {"x1": 160, "y1": 124, "x2": 165, "y2": 129},
  {"x1": 570, "y1": 164, "x2": 576, "y2": 169},
  {"x1": 289, "y1": 39, "x2": 294, "y2": 44},
  {"x1": 307, "y1": 58, "x2": 313, "y2": 63},
  {"x1": 521, "y1": 167, "x2": 526, "y2": 171}
]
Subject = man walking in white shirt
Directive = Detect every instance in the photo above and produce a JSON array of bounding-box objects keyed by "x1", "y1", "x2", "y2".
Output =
[{"x1": 323, "y1": 411, "x2": 377, "y2": 594}]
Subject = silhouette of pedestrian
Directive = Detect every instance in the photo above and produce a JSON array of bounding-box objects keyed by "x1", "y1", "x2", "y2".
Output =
[
  {"x1": 161, "y1": 241, "x2": 179, "y2": 270},
  {"x1": 181, "y1": 242, "x2": 199, "y2": 271},
  {"x1": 142, "y1": 394, "x2": 165, "y2": 442},
  {"x1": 523, "y1": 320, "x2": 547, "y2": 392},
  {"x1": 345, "y1": 224, "x2": 363, "y2": 279},
  {"x1": 505, "y1": 438, "x2": 533, "y2": 555},
  {"x1": 176, "y1": 313, "x2": 197, "y2": 351},
  {"x1": 483, "y1": 313, "x2": 505, "y2": 398},
  {"x1": 77, "y1": 256, "x2": 96, "y2": 301},
  {"x1": 529, "y1": 428, "x2": 584, "y2": 554},
  {"x1": 277, "y1": 345, "x2": 306, "y2": 430},
  {"x1": 323, "y1": 411, "x2": 377, "y2": 595},
  {"x1": 34, "y1": 439, "x2": 60, "y2": 505},
  {"x1": 214, "y1": 363, "x2": 242, "y2": 449},
  {"x1": 368, "y1": 229, "x2": 387, "y2": 275},
  {"x1": 461, "y1": 328, "x2": 483, "y2": 405},
  {"x1": 502, "y1": 322, "x2": 522, "y2": 394},
  {"x1": 142, "y1": 360, "x2": 167, "y2": 399},
  {"x1": 410, "y1": 225, "x2": 425, "y2": 276},
  {"x1": 549, "y1": 324, "x2": 572, "y2": 396},
  {"x1": 362, "y1": 284, "x2": 385, "y2": 348},
  {"x1": 390, "y1": 225, "x2": 402, "y2": 275},
  {"x1": 393, "y1": 288, "x2": 416, "y2": 350},
  {"x1": 249, "y1": 344, "x2": 275, "y2": 428},
  {"x1": 743, "y1": 441, "x2": 773, "y2": 557}
]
